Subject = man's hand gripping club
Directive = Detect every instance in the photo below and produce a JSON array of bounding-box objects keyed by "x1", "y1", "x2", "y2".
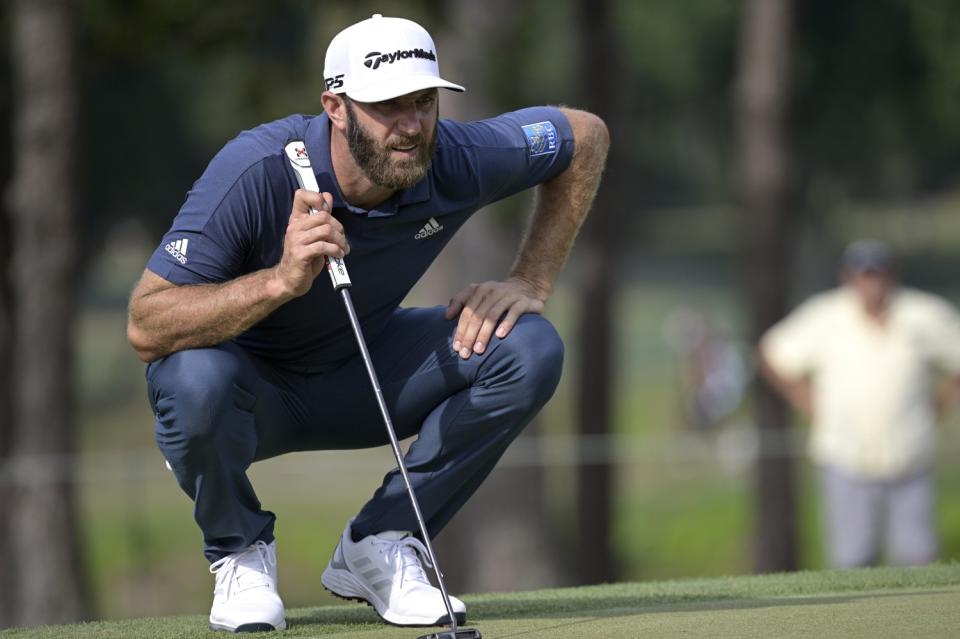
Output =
[{"x1": 272, "y1": 189, "x2": 351, "y2": 299}]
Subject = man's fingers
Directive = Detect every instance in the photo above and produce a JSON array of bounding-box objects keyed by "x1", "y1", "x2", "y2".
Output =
[
  {"x1": 496, "y1": 301, "x2": 540, "y2": 340},
  {"x1": 300, "y1": 189, "x2": 331, "y2": 213},
  {"x1": 454, "y1": 303, "x2": 479, "y2": 357},
  {"x1": 297, "y1": 240, "x2": 347, "y2": 261},
  {"x1": 446, "y1": 283, "x2": 477, "y2": 323},
  {"x1": 290, "y1": 210, "x2": 340, "y2": 233},
  {"x1": 296, "y1": 239, "x2": 347, "y2": 260},
  {"x1": 321, "y1": 191, "x2": 334, "y2": 212},
  {"x1": 444, "y1": 297, "x2": 464, "y2": 321},
  {"x1": 299, "y1": 224, "x2": 350, "y2": 256},
  {"x1": 291, "y1": 189, "x2": 333, "y2": 218},
  {"x1": 287, "y1": 215, "x2": 350, "y2": 256},
  {"x1": 458, "y1": 291, "x2": 500, "y2": 357},
  {"x1": 287, "y1": 197, "x2": 350, "y2": 256},
  {"x1": 472, "y1": 298, "x2": 513, "y2": 354},
  {"x1": 452, "y1": 287, "x2": 486, "y2": 356}
]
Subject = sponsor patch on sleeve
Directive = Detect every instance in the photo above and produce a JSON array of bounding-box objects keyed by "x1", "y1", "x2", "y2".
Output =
[{"x1": 521, "y1": 121, "x2": 559, "y2": 157}]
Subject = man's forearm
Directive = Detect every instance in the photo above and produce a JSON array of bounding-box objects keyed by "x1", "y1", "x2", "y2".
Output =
[
  {"x1": 509, "y1": 108, "x2": 609, "y2": 299},
  {"x1": 127, "y1": 267, "x2": 293, "y2": 362}
]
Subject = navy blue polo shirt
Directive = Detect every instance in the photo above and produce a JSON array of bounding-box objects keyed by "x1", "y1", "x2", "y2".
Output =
[{"x1": 147, "y1": 107, "x2": 574, "y2": 371}]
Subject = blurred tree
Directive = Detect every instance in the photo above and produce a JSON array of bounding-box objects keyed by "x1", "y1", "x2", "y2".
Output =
[
  {"x1": 78, "y1": 0, "x2": 315, "y2": 253},
  {"x1": 573, "y1": 0, "x2": 625, "y2": 584},
  {"x1": 0, "y1": 247, "x2": 11, "y2": 630},
  {"x1": 6, "y1": 0, "x2": 89, "y2": 625},
  {"x1": 611, "y1": 0, "x2": 738, "y2": 211},
  {"x1": 735, "y1": 0, "x2": 798, "y2": 572},
  {"x1": 787, "y1": 0, "x2": 960, "y2": 281},
  {"x1": 0, "y1": 6, "x2": 13, "y2": 626},
  {"x1": 793, "y1": 0, "x2": 960, "y2": 206}
]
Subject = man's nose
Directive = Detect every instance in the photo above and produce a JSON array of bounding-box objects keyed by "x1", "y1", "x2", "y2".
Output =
[{"x1": 395, "y1": 105, "x2": 422, "y2": 136}]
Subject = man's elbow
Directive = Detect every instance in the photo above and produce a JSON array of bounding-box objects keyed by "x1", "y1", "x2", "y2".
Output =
[
  {"x1": 126, "y1": 321, "x2": 161, "y2": 363},
  {"x1": 563, "y1": 108, "x2": 610, "y2": 158},
  {"x1": 585, "y1": 112, "x2": 610, "y2": 153}
]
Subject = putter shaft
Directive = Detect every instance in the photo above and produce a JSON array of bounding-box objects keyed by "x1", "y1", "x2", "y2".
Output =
[{"x1": 338, "y1": 287, "x2": 462, "y2": 631}]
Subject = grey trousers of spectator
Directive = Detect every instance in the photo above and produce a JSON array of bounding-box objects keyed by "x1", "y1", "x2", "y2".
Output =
[
  {"x1": 820, "y1": 464, "x2": 938, "y2": 568},
  {"x1": 145, "y1": 306, "x2": 564, "y2": 562}
]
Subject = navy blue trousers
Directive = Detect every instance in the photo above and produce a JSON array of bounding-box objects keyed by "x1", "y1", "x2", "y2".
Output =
[{"x1": 146, "y1": 306, "x2": 563, "y2": 562}]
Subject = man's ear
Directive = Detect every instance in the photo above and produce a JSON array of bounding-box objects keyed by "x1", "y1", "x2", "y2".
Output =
[{"x1": 322, "y1": 91, "x2": 348, "y2": 132}]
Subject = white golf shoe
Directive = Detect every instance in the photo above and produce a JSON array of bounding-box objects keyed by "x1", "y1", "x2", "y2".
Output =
[
  {"x1": 208, "y1": 540, "x2": 286, "y2": 632},
  {"x1": 321, "y1": 521, "x2": 467, "y2": 626}
]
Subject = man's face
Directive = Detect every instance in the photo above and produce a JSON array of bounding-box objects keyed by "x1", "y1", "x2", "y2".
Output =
[
  {"x1": 343, "y1": 89, "x2": 438, "y2": 190},
  {"x1": 846, "y1": 268, "x2": 895, "y2": 312}
]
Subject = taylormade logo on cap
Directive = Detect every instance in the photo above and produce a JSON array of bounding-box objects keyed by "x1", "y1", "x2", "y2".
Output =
[
  {"x1": 324, "y1": 14, "x2": 465, "y2": 103},
  {"x1": 363, "y1": 48, "x2": 437, "y2": 70}
]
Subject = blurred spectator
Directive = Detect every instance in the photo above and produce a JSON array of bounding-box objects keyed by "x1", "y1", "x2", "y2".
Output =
[
  {"x1": 757, "y1": 239, "x2": 960, "y2": 568},
  {"x1": 663, "y1": 308, "x2": 748, "y2": 431}
]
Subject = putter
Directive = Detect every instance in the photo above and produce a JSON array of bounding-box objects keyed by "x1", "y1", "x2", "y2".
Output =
[{"x1": 285, "y1": 141, "x2": 482, "y2": 639}]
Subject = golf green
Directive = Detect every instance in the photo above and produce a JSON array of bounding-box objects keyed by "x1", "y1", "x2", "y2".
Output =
[{"x1": 2, "y1": 564, "x2": 957, "y2": 638}]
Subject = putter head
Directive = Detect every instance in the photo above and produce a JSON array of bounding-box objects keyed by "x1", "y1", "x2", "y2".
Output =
[{"x1": 417, "y1": 629, "x2": 482, "y2": 639}]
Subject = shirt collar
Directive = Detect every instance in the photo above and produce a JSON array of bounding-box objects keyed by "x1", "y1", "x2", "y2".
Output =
[{"x1": 303, "y1": 113, "x2": 432, "y2": 218}]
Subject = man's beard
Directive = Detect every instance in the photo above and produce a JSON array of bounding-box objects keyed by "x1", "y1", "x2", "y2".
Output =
[{"x1": 345, "y1": 99, "x2": 436, "y2": 191}]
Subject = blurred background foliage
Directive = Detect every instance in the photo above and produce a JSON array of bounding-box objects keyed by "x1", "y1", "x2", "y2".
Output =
[{"x1": 3, "y1": 0, "x2": 960, "y2": 627}]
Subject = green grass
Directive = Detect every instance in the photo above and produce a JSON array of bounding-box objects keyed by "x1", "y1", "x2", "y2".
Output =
[{"x1": 3, "y1": 564, "x2": 959, "y2": 638}]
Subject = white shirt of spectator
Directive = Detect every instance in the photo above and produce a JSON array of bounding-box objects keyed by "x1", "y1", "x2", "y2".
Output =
[{"x1": 762, "y1": 286, "x2": 960, "y2": 479}]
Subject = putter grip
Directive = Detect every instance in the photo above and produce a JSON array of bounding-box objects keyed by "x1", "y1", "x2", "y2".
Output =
[{"x1": 284, "y1": 141, "x2": 352, "y2": 290}]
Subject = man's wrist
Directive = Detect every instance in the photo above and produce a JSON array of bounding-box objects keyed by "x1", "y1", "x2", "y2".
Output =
[
  {"x1": 265, "y1": 266, "x2": 298, "y2": 304},
  {"x1": 508, "y1": 273, "x2": 552, "y2": 301}
]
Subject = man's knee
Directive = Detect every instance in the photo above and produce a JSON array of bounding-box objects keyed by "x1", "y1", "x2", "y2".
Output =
[
  {"x1": 489, "y1": 314, "x2": 564, "y2": 412},
  {"x1": 148, "y1": 345, "x2": 255, "y2": 445}
]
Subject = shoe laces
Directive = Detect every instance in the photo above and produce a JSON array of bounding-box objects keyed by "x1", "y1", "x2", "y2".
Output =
[
  {"x1": 374, "y1": 535, "x2": 433, "y2": 588},
  {"x1": 210, "y1": 540, "x2": 276, "y2": 598}
]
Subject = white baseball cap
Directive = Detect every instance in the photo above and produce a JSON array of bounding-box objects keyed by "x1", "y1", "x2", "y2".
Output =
[{"x1": 323, "y1": 14, "x2": 465, "y2": 103}]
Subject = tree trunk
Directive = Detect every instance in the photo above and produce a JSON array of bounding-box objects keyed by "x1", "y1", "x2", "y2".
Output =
[
  {"x1": 0, "y1": 7, "x2": 14, "y2": 624},
  {"x1": 0, "y1": 82, "x2": 13, "y2": 632},
  {"x1": 7, "y1": 0, "x2": 89, "y2": 625},
  {"x1": 0, "y1": 178, "x2": 12, "y2": 629},
  {"x1": 734, "y1": 0, "x2": 799, "y2": 573},
  {"x1": 574, "y1": 0, "x2": 623, "y2": 585}
]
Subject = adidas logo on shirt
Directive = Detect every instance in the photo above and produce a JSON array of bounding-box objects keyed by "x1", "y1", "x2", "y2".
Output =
[
  {"x1": 164, "y1": 238, "x2": 189, "y2": 265},
  {"x1": 414, "y1": 218, "x2": 444, "y2": 240}
]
